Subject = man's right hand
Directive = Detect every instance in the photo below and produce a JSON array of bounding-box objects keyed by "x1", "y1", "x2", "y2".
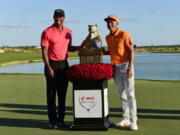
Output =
[
  {"x1": 101, "y1": 47, "x2": 109, "y2": 55},
  {"x1": 47, "y1": 67, "x2": 55, "y2": 77}
]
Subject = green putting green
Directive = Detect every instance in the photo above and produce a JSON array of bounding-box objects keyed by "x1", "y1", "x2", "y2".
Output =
[{"x1": 0, "y1": 74, "x2": 180, "y2": 135}]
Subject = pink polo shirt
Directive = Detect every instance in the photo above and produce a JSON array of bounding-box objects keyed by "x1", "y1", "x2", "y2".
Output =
[{"x1": 41, "y1": 24, "x2": 72, "y2": 61}]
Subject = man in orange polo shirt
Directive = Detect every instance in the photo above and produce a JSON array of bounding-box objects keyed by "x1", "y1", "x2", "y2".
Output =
[
  {"x1": 41, "y1": 9, "x2": 81, "y2": 129},
  {"x1": 103, "y1": 15, "x2": 138, "y2": 130}
]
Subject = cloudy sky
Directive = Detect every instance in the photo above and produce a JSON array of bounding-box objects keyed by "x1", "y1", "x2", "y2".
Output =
[{"x1": 0, "y1": 0, "x2": 180, "y2": 46}]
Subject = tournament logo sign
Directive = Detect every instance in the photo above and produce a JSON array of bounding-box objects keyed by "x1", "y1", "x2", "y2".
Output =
[
  {"x1": 79, "y1": 96, "x2": 96, "y2": 112},
  {"x1": 74, "y1": 90, "x2": 102, "y2": 118}
]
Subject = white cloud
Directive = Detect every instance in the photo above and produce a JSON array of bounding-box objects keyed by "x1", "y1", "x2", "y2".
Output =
[
  {"x1": 0, "y1": 24, "x2": 29, "y2": 29},
  {"x1": 65, "y1": 19, "x2": 83, "y2": 23},
  {"x1": 120, "y1": 18, "x2": 138, "y2": 22},
  {"x1": 146, "y1": 9, "x2": 156, "y2": 13},
  {"x1": 41, "y1": 19, "x2": 83, "y2": 24}
]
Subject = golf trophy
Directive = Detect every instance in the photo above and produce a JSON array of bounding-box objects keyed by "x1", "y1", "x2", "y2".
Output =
[{"x1": 67, "y1": 24, "x2": 112, "y2": 130}]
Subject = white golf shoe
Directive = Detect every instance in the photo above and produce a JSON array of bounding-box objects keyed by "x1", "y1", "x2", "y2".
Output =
[
  {"x1": 115, "y1": 119, "x2": 131, "y2": 127},
  {"x1": 130, "y1": 121, "x2": 138, "y2": 130}
]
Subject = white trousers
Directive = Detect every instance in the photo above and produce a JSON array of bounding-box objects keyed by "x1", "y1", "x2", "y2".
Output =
[{"x1": 113, "y1": 62, "x2": 137, "y2": 122}]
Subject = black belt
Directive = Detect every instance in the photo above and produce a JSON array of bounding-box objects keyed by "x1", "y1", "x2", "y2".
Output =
[
  {"x1": 48, "y1": 60, "x2": 68, "y2": 69},
  {"x1": 49, "y1": 60, "x2": 67, "y2": 63}
]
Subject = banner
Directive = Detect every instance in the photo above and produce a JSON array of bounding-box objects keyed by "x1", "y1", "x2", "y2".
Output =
[{"x1": 74, "y1": 90, "x2": 102, "y2": 118}]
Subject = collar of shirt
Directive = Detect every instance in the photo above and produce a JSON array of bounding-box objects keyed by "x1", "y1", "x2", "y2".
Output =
[
  {"x1": 109, "y1": 28, "x2": 121, "y2": 37},
  {"x1": 50, "y1": 24, "x2": 66, "y2": 32}
]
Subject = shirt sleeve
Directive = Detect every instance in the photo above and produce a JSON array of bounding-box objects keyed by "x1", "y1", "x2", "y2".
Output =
[
  {"x1": 68, "y1": 31, "x2": 72, "y2": 46},
  {"x1": 40, "y1": 31, "x2": 49, "y2": 47},
  {"x1": 124, "y1": 32, "x2": 133, "y2": 46}
]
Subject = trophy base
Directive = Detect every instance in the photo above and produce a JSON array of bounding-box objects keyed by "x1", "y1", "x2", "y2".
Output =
[
  {"x1": 70, "y1": 120, "x2": 112, "y2": 131},
  {"x1": 79, "y1": 55, "x2": 103, "y2": 64}
]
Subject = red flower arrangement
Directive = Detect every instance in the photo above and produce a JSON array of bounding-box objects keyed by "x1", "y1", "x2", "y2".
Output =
[{"x1": 66, "y1": 64, "x2": 113, "y2": 81}]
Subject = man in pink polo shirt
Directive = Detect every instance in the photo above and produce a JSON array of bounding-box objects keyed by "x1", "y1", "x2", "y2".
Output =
[{"x1": 41, "y1": 9, "x2": 81, "y2": 129}]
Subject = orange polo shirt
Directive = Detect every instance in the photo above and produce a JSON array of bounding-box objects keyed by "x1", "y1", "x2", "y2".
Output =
[{"x1": 106, "y1": 29, "x2": 133, "y2": 64}]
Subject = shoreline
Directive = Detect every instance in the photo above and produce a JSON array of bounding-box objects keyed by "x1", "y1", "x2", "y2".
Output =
[
  {"x1": 0, "y1": 51, "x2": 179, "y2": 67},
  {"x1": 1, "y1": 51, "x2": 179, "y2": 67},
  {"x1": 0, "y1": 57, "x2": 79, "y2": 67},
  {"x1": 0, "y1": 59, "x2": 42, "y2": 66},
  {"x1": 0, "y1": 73, "x2": 180, "y2": 81},
  {"x1": 149, "y1": 51, "x2": 180, "y2": 53}
]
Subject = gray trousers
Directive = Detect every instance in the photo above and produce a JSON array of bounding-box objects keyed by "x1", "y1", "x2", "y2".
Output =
[{"x1": 113, "y1": 62, "x2": 137, "y2": 122}]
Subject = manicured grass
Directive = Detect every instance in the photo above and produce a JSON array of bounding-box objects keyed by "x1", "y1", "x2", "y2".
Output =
[
  {"x1": 0, "y1": 52, "x2": 41, "y2": 65},
  {"x1": 136, "y1": 45, "x2": 180, "y2": 53},
  {"x1": 0, "y1": 74, "x2": 180, "y2": 135},
  {"x1": 151, "y1": 50, "x2": 180, "y2": 53},
  {"x1": 0, "y1": 51, "x2": 78, "y2": 65},
  {"x1": 68, "y1": 52, "x2": 78, "y2": 58}
]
